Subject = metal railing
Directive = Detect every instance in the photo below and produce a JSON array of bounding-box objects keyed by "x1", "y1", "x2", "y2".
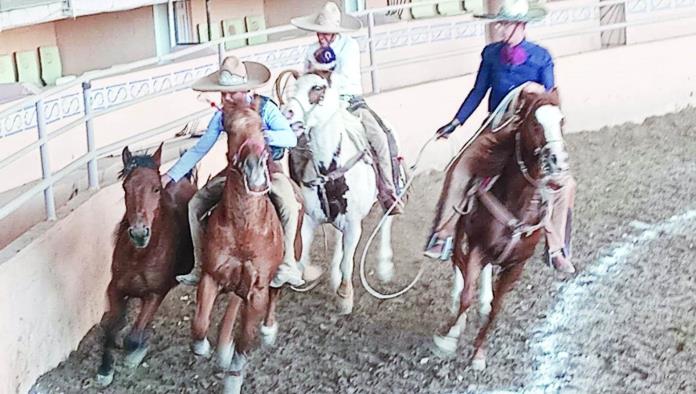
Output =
[{"x1": 0, "y1": 0, "x2": 694, "y2": 224}]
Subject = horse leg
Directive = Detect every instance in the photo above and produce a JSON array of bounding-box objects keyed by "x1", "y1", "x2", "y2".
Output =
[
  {"x1": 260, "y1": 287, "x2": 281, "y2": 348},
  {"x1": 224, "y1": 289, "x2": 269, "y2": 394},
  {"x1": 191, "y1": 273, "x2": 219, "y2": 357},
  {"x1": 472, "y1": 262, "x2": 525, "y2": 371},
  {"x1": 336, "y1": 221, "x2": 362, "y2": 315},
  {"x1": 124, "y1": 293, "x2": 164, "y2": 368},
  {"x1": 96, "y1": 283, "x2": 127, "y2": 386},
  {"x1": 433, "y1": 247, "x2": 484, "y2": 357},
  {"x1": 216, "y1": 294, "x2": 242, "y2": 370},
  {"x1": 329, "y1": 227, "x2": 343, "y2": 292},
  {"x1": 479, "y1": 264, "x2": 494, "y2": 318},
  {"x1": 298, "y1": 215, "x2": 320, "y2": 280},
  {"x1": 376, "y1": 215, "x2": 395, "y2": 283}
]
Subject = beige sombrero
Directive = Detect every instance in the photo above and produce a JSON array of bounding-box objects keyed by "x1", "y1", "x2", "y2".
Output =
[
  {"x1": 192, "y1": 56, "x2": 271, "y2": 92},
  {"x1": 290, "y1": 1, "x2": 362, "y2": 33},
  {"x1": 475, "y1": 0, "x2": 548, "y2": 23}
]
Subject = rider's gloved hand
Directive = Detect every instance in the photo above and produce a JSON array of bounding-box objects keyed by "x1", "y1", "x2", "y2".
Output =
[{"x1": 435, "y1": 119, "x2": 461, "y2": 139}]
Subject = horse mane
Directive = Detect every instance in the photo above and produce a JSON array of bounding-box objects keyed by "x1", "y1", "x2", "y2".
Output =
[
  {"x1": 466, "y1": 89, "x2": 561, "y2": 177},
  {"x1": 222, "y1": 101, "x2": 263, "y2": 136},
  {"x1": 118, "y1": 154, "x2": 158, "y2": 180}
]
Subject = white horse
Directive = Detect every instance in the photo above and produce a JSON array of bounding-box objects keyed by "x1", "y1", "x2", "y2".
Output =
[{"x1": 284, "y1": 72, "x2": 395, "y2": 315}]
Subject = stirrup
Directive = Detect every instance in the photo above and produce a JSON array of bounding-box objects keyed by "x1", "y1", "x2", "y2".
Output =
[{"x1": 424, "y1": 235, "x2": 454, "y2": 261}]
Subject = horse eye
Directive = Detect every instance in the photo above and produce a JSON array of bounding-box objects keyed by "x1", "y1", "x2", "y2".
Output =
[{"x1": 153, "y1": 186, "x2": 160, "y2": 193}]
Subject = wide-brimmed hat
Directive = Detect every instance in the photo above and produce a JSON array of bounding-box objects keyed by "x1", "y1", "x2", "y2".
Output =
[
  {"x1": 290, "y1": 1, "x2": 362, "y2": 33},
  {"x1": 192, "y1": 56, "x2": 271, "y2": 92},
  {"x1": 475, "y1": 0, "x2": 548, "y2": 23}
]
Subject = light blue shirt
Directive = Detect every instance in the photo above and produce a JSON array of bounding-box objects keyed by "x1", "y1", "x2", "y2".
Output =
[{"x1": 167, "y1": 97, "x2": 296, "y2": 182}]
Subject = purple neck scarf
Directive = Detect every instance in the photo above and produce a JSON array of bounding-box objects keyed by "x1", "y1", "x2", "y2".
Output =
[{"x1": 501, "y1": 43, "x2": 528, "y2": 66}]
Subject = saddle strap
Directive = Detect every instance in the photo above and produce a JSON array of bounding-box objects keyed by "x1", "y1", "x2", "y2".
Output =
[
  {"x1": 302, "y1": 150, "x2": 368, "y2": 187},
  {"x1": 476, "y1": 189, "x2": 519, "y2": 230}
]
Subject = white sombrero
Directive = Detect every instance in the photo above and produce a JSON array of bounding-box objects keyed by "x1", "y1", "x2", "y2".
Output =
[
  {"x1": 290, "y1": 1, "x2": 362, "y2": 33},
  {"x1": 475, "y1": 0, "x2": 548, "y2": 23},
  {"x1": 192, "y1": 56, "x2": 271, "y2": 92}
]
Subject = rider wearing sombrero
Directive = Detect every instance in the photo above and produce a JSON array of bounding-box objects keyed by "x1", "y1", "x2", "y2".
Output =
[
  {"x1": 162, "y1": 56, "x2": 320, "y2": 288},
  {"x1": 291, "y1": 1, "x2": 405, "y2": 215},
  {"x1": 423, "y1": 0, "x2": 577, "y2": 274}
]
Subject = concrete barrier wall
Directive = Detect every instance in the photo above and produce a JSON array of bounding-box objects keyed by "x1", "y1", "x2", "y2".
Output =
[{"x1": 1, "y1": 33, "x2": 696, "y2": 393}]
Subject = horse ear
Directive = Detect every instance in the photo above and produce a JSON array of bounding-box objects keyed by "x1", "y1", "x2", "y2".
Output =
[
  {"x1": 122, "y1": 146, "x2": 132, "y2": 166},
  {"x1": 550, "y1": 87, "x2": 561, "y2": 104},
  {"x1": 152, "y1": 143, "x2": 163, "y2": 167}
]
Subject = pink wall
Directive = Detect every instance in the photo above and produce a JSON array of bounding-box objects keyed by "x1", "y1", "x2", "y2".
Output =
[
  {"x1": 54, "y1": 7, "x2": 157, "y2": 75},
  {"x1": 0, "y1": 22, "x2": 57, "y2": 56}
]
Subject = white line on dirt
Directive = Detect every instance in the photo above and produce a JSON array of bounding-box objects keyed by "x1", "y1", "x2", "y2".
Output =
[{"x1": 523, "y1": 209, "x2": 696, "y2": 393}]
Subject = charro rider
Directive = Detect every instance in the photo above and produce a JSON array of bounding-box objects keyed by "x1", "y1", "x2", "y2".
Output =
[
  {"x1": 423, "y1": 0, "x2": 577, "y2": 274},
  {"x1": 291, "y1": 1, "x2": 406, "y2": 215},
  {"x1": 162, "y1": 56, "x2": 321, "y2": 288}
]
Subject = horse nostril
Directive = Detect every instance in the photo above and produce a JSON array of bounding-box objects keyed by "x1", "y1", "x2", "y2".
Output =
[{"x1": 144, "y1": 227, "x2": 150, "y2": 237}]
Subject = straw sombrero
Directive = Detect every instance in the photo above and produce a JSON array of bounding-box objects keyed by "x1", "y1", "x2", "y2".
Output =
[
  {"x1": 475, "y1": 0, "x2": 548, "y2": 23},
  {"x1": 192, "y1": 56, "x2": 271, "y2": 92},
  {"x1": 290, "y1": 1, "x2": 361, "y2": 33}
]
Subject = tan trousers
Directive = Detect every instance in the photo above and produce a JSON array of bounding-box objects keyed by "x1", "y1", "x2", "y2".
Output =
[
  {"x1": 544, "y1": 173, "x2": 576, "y2": 257},
  {"x1": 188, "y1": 171, "x2": 301, "y2": 267}
]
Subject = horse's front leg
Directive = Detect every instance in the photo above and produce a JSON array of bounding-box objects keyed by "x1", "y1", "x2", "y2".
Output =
[
  {"x1": 479, "y1": 264, "x2": 494, "y2": 318},
  {"x1": 298, "y1": 214, "x2": 319, "y2": 279},
  {"x1": 336, "y1": 220, "x2": 362, "y2": 315},
  {"x1": 216, "y1": 294, "x2": 241, "y2": 370},
  {"x1": 96, "y1": 283, "x2": 127, "y2": 387},
  {"x1": 224, "y1": 289, "x2": 269, "y2": 394},
  {"x1": 123, "y1": 293, "x2": 164, "y2": 368},
  {"x1": 433, "y1": 247, "x2": 484, "y2": 358},
  {"x1": 191, "y1": 273, "x2": 219, "y2": 358},
  {"x1": 472, "y1": 262, "x2": 526, "y2": 371},
  {"x1": 260, "y1": 287, "x2": 282, "y2": 348},
  {"x1": 376, "y1": 215, "x2": 395, "y2": 283}
]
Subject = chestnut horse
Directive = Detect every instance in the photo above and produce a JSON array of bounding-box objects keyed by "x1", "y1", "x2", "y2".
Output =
[
  {"x1": 432, "y1": 89, "x2": 569, "y2": 370},
  {"x1": 190, "y1": 103, "x2": 290, "y2": 394},
  {"x1": 97, "y1": 144, "x2": 196, "y2": 386}
]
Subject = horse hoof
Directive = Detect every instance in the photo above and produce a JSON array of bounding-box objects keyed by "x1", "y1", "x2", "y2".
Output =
[
  {"x1": 472, "y1": 357, "x2": 487, "y2": 371},
  {"x1": 376, "y1": 261, "x2": 395, "y2": 283},
  {"x1": 192, "y1": 338, "x2": 211, "y2": 357},
  {"x1": 223, "y1": 373, "x2": 244, "y2": 394},
  {"x1": 260, "y1": 322, "x2": 279, "y2": 348},
  {"x1": 124, "y1": 346, "x2": 149, "y2": 368},
  {"x1": 432, "y1": 335, "x2": 457, "y2": 358},
  {"x1": 96, "y1": 371, "x2": 114, "y2": 387},
  {"x1": 479, "y1": 304, "x2": 492, "y2": 318},
  {"x1": 337, "y1": 297, "x2": 354, "y2": 315}
]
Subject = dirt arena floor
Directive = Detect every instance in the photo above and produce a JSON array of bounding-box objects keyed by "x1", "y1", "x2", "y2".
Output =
[{"x1": 32, "y1": 107, "x2": 696, "y2": 393}]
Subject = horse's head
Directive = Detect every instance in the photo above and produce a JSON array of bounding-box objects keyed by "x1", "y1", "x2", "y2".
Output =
[
  {"x1": 283, "y1": 72, "x2": 339, "y2": 135},
  {"x1": 517, "y1": 88, "x2": 569, "y2": 183},
  {"x1": 119, "y1": 144, "x2": 163, "y2": 248},
  {"x1": 223, "y1": 104, "x2": 271, "y2": 195}
]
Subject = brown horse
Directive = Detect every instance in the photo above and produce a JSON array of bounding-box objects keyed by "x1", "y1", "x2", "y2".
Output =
[
  {"x1": 432, "y1": 89, "x2": 569, "y2": 370},
  {"x1": 190, "y1": 102, "x2": 288, "y2": 394},
  {"x1": 96, "y1": 143, "x2": 196, "y2": 386}
]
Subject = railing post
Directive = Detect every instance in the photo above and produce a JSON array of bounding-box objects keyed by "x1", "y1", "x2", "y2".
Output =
[
  {"x1": 82, "y1": 81, "x2": 99, "y2": 190},
  {"x1": 367, "y1": 11, "x2": 380, "y2": 94},
  {"x1": 35, "y1": 99, "x2": 57, "y2": 221},
  {"x1": 218, "y1": 42, "x2": 225, "y2": 65}
]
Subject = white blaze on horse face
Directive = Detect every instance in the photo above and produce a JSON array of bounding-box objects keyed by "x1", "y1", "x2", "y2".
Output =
[{"x1": 535, "y1": 105, "x2": 569, "y2": 174}]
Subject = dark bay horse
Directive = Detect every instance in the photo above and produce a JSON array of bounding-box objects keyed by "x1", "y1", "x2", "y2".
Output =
[
  {"x1": 97, "y1": 144, "x2": 196, "y2": 386},
  {"x1": 190, "y1": 102, "x2": 288, "y2": 394},
  {"x1": 432, "y1": 88, "x2": 569, "y2": 370}
]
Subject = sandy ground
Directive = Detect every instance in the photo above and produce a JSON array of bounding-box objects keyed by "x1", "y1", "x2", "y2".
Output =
[{"x1": 32, "y1": 107, "x2": 696, "y2": 394}]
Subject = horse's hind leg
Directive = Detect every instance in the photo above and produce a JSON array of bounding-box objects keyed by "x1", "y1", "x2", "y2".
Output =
[
  {"x1": 192, "y1": 273, "x2": 219, "y2": 357},
  {"x1": 376, "y1": 215, "x2": 395, "y2": 283},
  {"x1": 472, "y1": 262, "x2": 525, "y2": 371},
  {"x1": 97, "y1": 283, "x2": 127, "y2": 386},
  {"x1": 260, "y1": 287, "x2": 281, "y2": 348},
  {"x1": 124, "y1": 293, "x2": 164, "y2": 368},
  {"x1": 299, "y1": 215, "x2": 321, "y2": 280},
  {"x1": 216, "y1": 294, "x2": 242, "y2": 369},
  {"x1": 336, "y1": 221, "x2": 362, "y2": 315},
  {"x1": 433, "y1": 247, "x2": 484, "y2": 357},
  {"x1": 224, "y1": 290, "x2": 269, "y2": 394}
]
